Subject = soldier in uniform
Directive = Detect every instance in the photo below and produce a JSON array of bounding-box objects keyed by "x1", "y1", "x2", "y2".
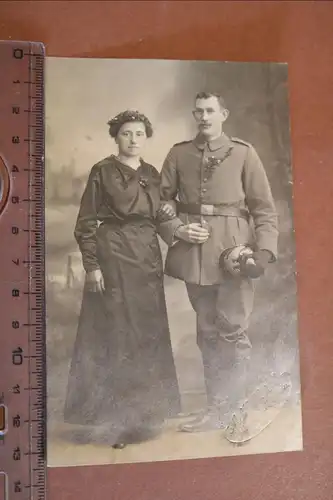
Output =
[{"x1": 159, "y1": 92, "x2": 278, "y2": 432}]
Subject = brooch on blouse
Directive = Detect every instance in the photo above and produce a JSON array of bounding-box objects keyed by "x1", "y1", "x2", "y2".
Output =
[
  {"x1": 204, "y1": 148, "x2": 233, "y2": 179},
  {"x1": 138, "y1": 176, "x2": 149, "y2": 189}
]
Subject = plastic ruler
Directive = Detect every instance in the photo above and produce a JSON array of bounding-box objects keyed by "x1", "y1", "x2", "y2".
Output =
[{"x1": 0, "y1": 40, "x2": 46, "y2": 500}]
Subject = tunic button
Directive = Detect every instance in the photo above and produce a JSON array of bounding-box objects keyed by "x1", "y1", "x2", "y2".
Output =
[
  {"x1": 203, "y1": 178, "x2": 208, "y2": 182},
  {"x1": 202, "y1": 188, "x2": 207, "y2": 193}
]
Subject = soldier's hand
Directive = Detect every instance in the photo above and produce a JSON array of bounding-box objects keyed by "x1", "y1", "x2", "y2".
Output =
[
  {"x1": 175, "y1": 223, "x2": 210, "y2": 244},
  {"x1": 86, "y1": 269, "x2": 105, "y2": 293},
  {"x1": 253, "y1": 249, "x2": 272, "y2": 267},
  {"x1": 245, "y1": 250, "x2": 272, "y2": 278}
]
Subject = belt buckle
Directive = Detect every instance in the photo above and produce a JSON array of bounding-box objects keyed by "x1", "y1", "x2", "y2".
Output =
[{"x1": 201, "y1": 204, "x2": 214, "y2": 216}]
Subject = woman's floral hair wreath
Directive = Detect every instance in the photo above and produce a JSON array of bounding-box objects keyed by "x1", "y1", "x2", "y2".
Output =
[{"x1": 107, "y1": 110, "x2": 153, "y2": 138}]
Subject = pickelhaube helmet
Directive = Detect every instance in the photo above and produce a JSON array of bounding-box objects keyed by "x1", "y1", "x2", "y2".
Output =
[{"x1": 219, "y1": 244, "x2": 263, "y2": 279}]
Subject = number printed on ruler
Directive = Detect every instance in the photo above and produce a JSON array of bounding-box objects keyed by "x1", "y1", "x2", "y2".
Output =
[{"x1": 0, "y1": 40, "x2": 46, "y2": 500}]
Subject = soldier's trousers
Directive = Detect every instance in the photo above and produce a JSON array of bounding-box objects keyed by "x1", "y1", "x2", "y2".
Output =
[{"x1": 186, "y1": 278, "x2": 255, "y2": 415}]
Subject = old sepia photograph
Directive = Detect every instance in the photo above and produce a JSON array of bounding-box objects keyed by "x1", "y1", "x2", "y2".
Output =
[{"x1": 45, "y1": 57, "x2": 302, "y2": 467}]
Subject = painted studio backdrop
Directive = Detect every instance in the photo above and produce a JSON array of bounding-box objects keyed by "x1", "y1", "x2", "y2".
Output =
[{"x1": 45, "y1": 58, "x2": 301, "y2": 467}]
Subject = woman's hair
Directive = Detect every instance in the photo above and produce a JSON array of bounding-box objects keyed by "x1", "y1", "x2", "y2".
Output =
[{"x1": 107, "y1": 110, "x2": 153, "y2": 138}]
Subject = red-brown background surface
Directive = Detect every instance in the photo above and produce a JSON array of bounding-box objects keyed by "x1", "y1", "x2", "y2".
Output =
[{"x1": 1, "y1": 1, "x2": 332, "y2": 499}]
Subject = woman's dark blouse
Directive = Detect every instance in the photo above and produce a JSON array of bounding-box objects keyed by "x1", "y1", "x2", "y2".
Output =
[{"x1": 74, "y1": 155, "x2": 165, "y2": 272}]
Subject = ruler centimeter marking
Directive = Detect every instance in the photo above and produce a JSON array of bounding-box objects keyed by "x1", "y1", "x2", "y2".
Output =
[{"x1": 0, "y1": 41, "x2": 46, "y2": 500}]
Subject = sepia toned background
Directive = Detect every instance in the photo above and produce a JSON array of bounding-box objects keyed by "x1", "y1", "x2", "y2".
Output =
[
  {"x1": 45, "y1": 58, "x2": 301, "y2": 467},
  {"x1": 1, "y1": 1, "x2": 333, "y2": 499}
]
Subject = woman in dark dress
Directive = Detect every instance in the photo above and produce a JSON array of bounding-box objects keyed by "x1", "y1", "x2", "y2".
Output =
[{"x1": 63, "y1": 110, "x2": 181, "y2": 448}]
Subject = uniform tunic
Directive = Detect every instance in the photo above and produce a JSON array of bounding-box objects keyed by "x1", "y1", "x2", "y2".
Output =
[
  {"x1": 159, "y1": 134, "x2": 279, "y2": 414},
  {"x1": 159, "y1": 133, "x2": 278, "y2": 285},
  {"x1": 64, "y1": 155, "x2": 181, "y2": 435}
]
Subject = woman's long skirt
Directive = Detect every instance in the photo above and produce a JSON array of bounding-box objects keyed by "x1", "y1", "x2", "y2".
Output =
[{"x1": 63, "y1": 219, "x2": 181, "y2": 437}]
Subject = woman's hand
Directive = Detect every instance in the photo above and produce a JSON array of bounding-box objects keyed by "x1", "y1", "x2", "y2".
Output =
[
  {"x1": 158, "y1": 203, "x2": 176, "y2": 218},
  {"x1": 86, "y1": 269, "x2": 105, "y2": 293}
]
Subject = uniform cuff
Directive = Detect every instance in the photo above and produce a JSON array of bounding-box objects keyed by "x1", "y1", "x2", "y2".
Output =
[
  {"x1": 256, "y1": 244, "x2": 277, "y2": 263},
  {"x1": 170, "y1": 222, "x2": 185, "y2": 246},
  {"x1": 258, "y1": 249, "x2": 276, "y2": 263},
  {"x1": 158, "y1": 218, "x2": 184, "y2": 246}
]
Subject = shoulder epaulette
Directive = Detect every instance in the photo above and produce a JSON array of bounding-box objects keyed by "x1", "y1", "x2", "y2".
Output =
[
  {"x1": 231, "y1": 137, "x2": 251, "y2": 147},
  {"x1": 173, "y1": 140, "x2": 192, "y2": 147}
]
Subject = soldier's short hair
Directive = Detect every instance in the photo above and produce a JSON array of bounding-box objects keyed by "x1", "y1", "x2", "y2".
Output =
[{"x1": 195, "y1": 92, "x2": 226, "y2": 109}]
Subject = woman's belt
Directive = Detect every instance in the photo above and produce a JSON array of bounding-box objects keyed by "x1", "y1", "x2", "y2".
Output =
[{"x1": 177, "y1": 202, "x2": 249, "y2": 219}]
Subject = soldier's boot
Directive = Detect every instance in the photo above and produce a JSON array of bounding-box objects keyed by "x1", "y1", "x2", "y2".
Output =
[{"x1": 178, "y1": 398, "x2": 231, "y2": 433}]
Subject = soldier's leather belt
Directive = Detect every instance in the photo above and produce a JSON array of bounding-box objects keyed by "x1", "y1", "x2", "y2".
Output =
[{"x1": 177, "y1": 202, "x2": 249, "y2": 219}]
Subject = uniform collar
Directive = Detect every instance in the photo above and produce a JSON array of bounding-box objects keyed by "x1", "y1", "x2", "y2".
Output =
[{"x1": 193, "y1": 132, "x2": 233, "y2": 152}]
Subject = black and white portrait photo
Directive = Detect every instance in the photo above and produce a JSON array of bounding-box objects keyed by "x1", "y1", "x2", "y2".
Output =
[{"x1": 45, "y1": 58, "x2": 302, "y2": 467}]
